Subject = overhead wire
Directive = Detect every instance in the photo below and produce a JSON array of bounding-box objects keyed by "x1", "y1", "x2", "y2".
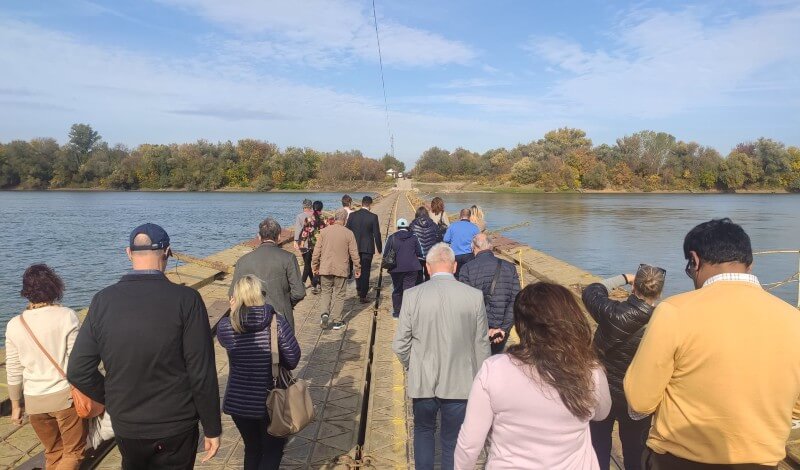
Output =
[{"x1": 371, "y1": 0, "x2": 394, "y2": 158}]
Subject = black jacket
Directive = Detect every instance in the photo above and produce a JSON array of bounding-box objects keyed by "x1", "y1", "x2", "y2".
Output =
[
  {"x1": 582, "y1": 280, "x2": 653, "y2": 402},
  {"x1": 67, "y1": 272, "x2": 222, "y2": 439},
  {"x1": 385, "y1": 229, "x2": 423, "y2": 273},
  {"x1": 458, "y1": 250, "x2": 520, "y2": 331},
  {"x1": 346, "y1": 208, "x2": 382, "y2": 254},
  {"x1": 409, "y1": 215, "x2": 441, "y2": 256}
]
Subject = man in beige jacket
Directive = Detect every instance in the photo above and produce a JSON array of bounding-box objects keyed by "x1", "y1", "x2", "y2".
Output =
[{"x1": 312, "y1": 209, "x2": 361, "y2": 330}]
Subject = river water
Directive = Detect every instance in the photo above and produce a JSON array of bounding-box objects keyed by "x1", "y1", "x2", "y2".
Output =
[
  {"x1": 1, "y1": 191, "x2": 798, "y2": 343},
  {"x1": 0, "y1": 191, "x2": 372, "y2": 343},
  {"x1": 438, "y1": 192, "x2": 800, "y2": 304}
]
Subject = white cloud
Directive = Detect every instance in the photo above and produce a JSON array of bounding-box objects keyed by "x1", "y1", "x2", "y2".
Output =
[
  {"x1": 0, "y1": 19, "x2": 528, "y2": 165},
  {"x1": 158, "y1": 0, "x2": 475, "y2": 67},
  {"x1": 433, "y1": 77, "x2": 512, "y2": 89},
  {"x1": 527, "y1": 4, "x2": 800, "y2": 118}
]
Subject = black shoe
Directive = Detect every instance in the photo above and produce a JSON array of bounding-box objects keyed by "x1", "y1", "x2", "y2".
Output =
[
  {"x1": 320, "y1": 313, "x2": 329, "y2": 329},
  {"x1": 359, "y1": 297, "x2": 370, "y2": 304}
]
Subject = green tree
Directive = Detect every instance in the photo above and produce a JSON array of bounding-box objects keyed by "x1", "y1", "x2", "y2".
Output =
[
  {"x1": 380, "y1": 154, "x2": 405, "y2": 172},
  {"x1": 511, "y1": 157, "x2": 538, "y2": 184}
]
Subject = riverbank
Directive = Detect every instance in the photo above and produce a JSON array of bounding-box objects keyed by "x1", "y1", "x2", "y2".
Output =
[
  {"x1": 412, "y1": 180, "x2": 793, "y2": 194},
  {"x1": 0, "y1": 181, "x2": 394, "y2": 193}
]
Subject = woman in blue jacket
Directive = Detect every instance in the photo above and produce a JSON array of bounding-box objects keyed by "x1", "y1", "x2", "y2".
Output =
[
  {"x1": 385, "y1": 218, "x2": 424, "y2": 317},
  {"x1": 218, "y1": 275, "x2": 301, "y2": 470}
]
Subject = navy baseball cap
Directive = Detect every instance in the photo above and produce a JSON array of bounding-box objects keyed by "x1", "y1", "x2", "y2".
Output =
[{"x1": 129, "y1": 223, "x2": 171, "y2": 251}]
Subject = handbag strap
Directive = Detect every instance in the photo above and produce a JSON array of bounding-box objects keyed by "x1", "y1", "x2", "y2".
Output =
[
  {"x1": 270, "y1": 313, "x2": 280, "y2": 385},
  {"x1": 488, "y1": 259, "x2": 503, "y2": 297},
  {"x1": 19, "y1": 314, "x2": 67, "y2": 379}
]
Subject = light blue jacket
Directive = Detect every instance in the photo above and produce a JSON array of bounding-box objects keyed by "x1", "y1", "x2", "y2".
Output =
[{"x1": 443, "y1": 219, "x2": 480, "y2": 255}]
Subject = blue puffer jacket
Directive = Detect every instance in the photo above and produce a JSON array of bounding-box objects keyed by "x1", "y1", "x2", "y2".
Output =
[
  {"x1": 217, "y1": 304, "x2": 301, "y2": 418},
  {"x1": 409, "y1": 216, "x2": 441, "y2": 256},
  {"x1": 458, "y1": 250, "x2": 520, "y2": 331},
  {"x1": 385, "y1": 229, "x2": 423, "y2": 273}
]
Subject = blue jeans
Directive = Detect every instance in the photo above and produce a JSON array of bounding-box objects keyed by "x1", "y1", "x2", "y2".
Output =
[{"x1": 412, "y1": 398, "x2": 467, "y2": 470}]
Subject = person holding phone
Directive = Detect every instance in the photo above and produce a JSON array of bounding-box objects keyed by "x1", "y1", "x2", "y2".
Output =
[{"x1": 581, "y1": 264, "x2": 666, "y2": 470}]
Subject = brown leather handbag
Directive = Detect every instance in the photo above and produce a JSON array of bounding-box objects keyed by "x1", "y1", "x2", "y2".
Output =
[
  {"x1": 19, "y1": 315, "x2": 105, "y2": 419},
  {"x1": 266, "y1": 314, "x2": 314, "y2": 437}
]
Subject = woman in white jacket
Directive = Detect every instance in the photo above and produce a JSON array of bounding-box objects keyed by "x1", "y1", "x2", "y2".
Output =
[{"x1": 5, "y1": 264, "x2": 85, "y2": 469}]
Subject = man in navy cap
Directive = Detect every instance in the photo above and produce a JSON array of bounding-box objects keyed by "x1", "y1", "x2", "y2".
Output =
[{"x1": 68, "y1": 223, "x2": 222, "y2": 469}]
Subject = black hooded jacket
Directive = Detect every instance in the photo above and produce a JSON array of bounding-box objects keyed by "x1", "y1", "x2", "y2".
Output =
[{"x1": 409, "y1": 215, "x2": 441, "y2": 256}]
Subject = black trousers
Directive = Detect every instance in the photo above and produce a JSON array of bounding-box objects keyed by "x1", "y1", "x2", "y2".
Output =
[
  {"x1": 301, "y1": 249, "x2": 319, "y2": 287},
  {"x1": 641, "y1": 447, "x2": 775, "y2": 470},
  {"x1": 231, "y1": 415, "x2": 287, "y2": 470},
  {"x1": 390, "y1": 271, "x2": 418, "y2": 316},
  {"x1": 590, "y1": 398, "x2": 650, "y2": 470},
  {"x1": 117, "y1": 426, "x2": 199, "y2": 470},
  {"x1": 454, "y1": 253, "x2": 474, "y2": 278},
  {"x1": 357, "y1": 252, "x2": 373, "y2": 299}
]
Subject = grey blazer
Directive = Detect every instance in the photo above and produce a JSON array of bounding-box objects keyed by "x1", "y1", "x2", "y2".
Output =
[
  {"x1": 393, "y1": 273, "x2": 491, "y2": 399},
  {"x1": 228, "y1": 242, "x2": 306, "y2": 329}
]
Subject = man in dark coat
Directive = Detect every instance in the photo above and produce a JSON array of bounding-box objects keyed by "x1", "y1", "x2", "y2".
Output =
[
  {"x1": 345, "y1": 195, "x2": 382, "y2": 302},
  {"x1": 581, "y1": 264, "x2": 664, "y2": 470},
  {"x1": 228, "y1": 218, "x2": 306, "y2": 330},
  {"x1": 457, "y1": 233, "x2": 520, "y2": 355},
  {"x1": 409, "y1": 206, "x2": 441, "y2": 283}
]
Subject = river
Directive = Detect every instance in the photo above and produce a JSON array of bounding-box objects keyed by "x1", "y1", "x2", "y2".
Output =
[
  {"x1": 1, "y1": 191, "x2": 798, "y2": 343},
  {"x1": 0, "y1": 191, "x2": 371, "y2": 343}
]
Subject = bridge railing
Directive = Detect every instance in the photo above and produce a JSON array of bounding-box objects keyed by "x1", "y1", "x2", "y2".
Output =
[{"x1": 754, "y1": 250, "x2": 800, "y2": 308}]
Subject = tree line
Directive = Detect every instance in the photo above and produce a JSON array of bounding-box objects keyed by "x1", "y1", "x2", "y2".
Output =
[
  {"x1": 413, "y1": 128, "x2": 800, "y2": 191},
  {"x1": 0, "y1": 124, "x2": 407, "y2": 191}
]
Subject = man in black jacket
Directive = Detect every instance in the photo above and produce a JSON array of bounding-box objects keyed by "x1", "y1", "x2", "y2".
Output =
[
  {"x1": 345, "y1": 195, "x2": 382, "y2": 302},
  {"x1": 458, "y1": 233, "x2": 520, "y2": 354},
  {"x1": 68, "y1": 223, "x2": 221, "y2": 469},
  {"x1": 581, "y1": 264, "x2": 665, "y2": 470}
]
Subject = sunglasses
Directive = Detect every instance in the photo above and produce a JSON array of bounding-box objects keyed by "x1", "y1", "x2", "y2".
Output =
[{"x1": 639, "y1": 264, "x2": 667, "y2": 277}]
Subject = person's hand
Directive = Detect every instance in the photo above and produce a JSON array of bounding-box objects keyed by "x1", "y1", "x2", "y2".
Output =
[
  {"x1": 201, "y1": 436, "x2": 220, "y2": 463},
  {"x1": 625, "y1": 273, "x2": 636, "y2": 285},
  {"x1": 293, "y1": 241, "x2": 300, "y2": 251},
  {"x1": 488, "y1": 328, "x2": 506, "y2": 344},
  {"x1": 10, "y1": 406, "x2": 23, "y2": 425},
  {"x1": 355, "y1": 270, "x2": 361, "y2": 278},
  {"x1": 313, "y1": 270, "x2": 320, "y2": 276}
]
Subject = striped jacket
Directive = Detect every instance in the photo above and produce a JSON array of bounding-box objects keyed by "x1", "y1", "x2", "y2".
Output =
[{"x1": 217, "y1": 304, "x2": 301, "y2": 418}]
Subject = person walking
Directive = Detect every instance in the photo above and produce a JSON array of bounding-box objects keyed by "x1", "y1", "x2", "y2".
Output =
[
  {"x1": 345, "y1": 195, "x2": 382, "y2": 303},
  {"x1": 582, "y1": 265, "x2": 665, "y2": 470},
  {"x1": 443, "y1": 208, "x2": 480, "y2": 277},
  {"x1": 455, "y1": 282, "x2": 612, "y2": 469},
  {"x1": 409, "y1": 206, "x2": 441, "y2": 283},
  {"x1": 298, "y1": 201, "x2": 327, "y2": 294},
  {"x1": 625, "y1": 218, "x2": 800, "y2": 469},
  {"x1": 469, "y1": 205, "x2": 486, "y2": 232},
  {"x1": 68, "y1": 223, "x2": 221, "y2": 469},
  {"x1": 5, "y1": 264, "x2": 86, "y2": 469},
  {"x1": 341, "y1": 194, "x2": 354, "y2": 218},
  {"x1": 393, "y1": 243, "x2": 490, "y2": 470},
  {"x1": 384, "y1": 218, "x2": 423, "y2": 317},
  {"x1": 228, "y1": 217, "x2": 305, "y2": 331},
  {"x1": 313, "y1": 209, "x2": 361, "y2": 330},
  {"x1": 430, "y1": 197, "x2": 449, "y2": 238},
  {"x1": 458, "y1": 233, "x2": 520, "y2": 355},
  {"x1": 292, "y1": 198, "x2": 313, "y2": 251},
  {"x1": 218, "y1": 275, "x2": 301, "y2": 470}
]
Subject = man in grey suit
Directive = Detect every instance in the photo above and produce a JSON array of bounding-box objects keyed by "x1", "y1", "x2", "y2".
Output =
[
  {"x1": 228, "y1": 217, "x2": 306, "y2": 330},
  {"x1": 393, "y1": 243, "x2": 490, "y2": 470}
]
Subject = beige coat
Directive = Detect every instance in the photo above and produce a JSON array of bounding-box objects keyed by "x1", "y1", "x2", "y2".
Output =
[{"x1": 311, "y1": 223, "x2": 361, "y2": 278}]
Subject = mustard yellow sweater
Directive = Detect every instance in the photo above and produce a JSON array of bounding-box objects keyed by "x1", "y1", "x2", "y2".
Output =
[{"x1": 624, "y1": 280, "x2": 800, "y2": 465}]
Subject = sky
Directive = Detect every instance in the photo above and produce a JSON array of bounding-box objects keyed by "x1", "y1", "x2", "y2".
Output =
[{"x1": 1, "y1": 0, "x2": 799, "y2": 167}]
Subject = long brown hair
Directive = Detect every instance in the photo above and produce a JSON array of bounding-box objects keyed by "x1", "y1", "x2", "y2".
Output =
[
  {"x1": 507, "y1": 282, "x2": 598, "y2": 420},
  {"x1": 430, "y1": 197, "x2": 445, "y2": 215}
]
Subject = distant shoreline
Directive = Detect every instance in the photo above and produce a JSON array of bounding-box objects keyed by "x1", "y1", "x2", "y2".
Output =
[
  {"x1": 410, "y1": 181, "x2": 794, "y2": 195},
  {"x1": 0, "y1": 183, "x2": 392, "y2": 194}
]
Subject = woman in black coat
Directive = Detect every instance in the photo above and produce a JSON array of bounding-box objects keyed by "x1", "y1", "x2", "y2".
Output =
[
  {"x1": 384, "y1": 218, "x2": 423, "y2": 317},
  {"x1": 408, "y1": 206, "x2": 440, "y2": 282},
  {"x1": 581, "y1": 264, "x2": 665, "y2": 470}
]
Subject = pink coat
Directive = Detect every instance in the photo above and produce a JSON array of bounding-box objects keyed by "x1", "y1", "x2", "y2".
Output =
[{"x1": 455, "y1": 354, "x2": 611, "y2": 469}]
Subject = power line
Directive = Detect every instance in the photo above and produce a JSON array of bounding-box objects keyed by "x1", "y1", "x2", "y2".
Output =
[{"x1": 371, "y1": 0, "x2": 394, "y2": 158}]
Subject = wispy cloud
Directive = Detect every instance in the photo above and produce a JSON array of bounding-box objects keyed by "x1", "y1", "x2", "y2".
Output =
[
  {"x1": 433, "y1": 78, "x2": 512, "y2": 89},
  {"x1": 526, "y1": 4, "x2": 800, "y2": 118},
  {"x1": 158, "y1": 0, "x2": 476, "y2": 68},
  {"x1": 168, "y1": 107, "x2": 291, "y2": 121}
]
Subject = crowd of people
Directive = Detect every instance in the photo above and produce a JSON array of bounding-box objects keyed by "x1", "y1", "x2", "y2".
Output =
[{"x1": 4, "y1": 192, "x2": 800, "y2": 470}]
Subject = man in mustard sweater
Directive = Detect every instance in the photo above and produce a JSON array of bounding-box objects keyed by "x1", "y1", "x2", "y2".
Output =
[{"x1": 625, "y1": 218, "x2": 800, "y2": 469}]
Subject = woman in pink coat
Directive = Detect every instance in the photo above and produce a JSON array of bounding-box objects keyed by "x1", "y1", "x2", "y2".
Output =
[{"x1": 455, "y1": 282, "x2": 611, "y2": 469}]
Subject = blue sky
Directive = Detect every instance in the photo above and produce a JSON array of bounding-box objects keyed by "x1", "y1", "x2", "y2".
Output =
[{"x1": 1, "y1": 0, "x2": 798, "y2": 166}]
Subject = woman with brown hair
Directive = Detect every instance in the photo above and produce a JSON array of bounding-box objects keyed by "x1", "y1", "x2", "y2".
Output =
[
  {"x1": 429, "y1": 197, "x2": 449, "y2": 237},
  {"x1": 5, "y1": 264, "x2": 86, "y2": 469},
  {"x1": 455, "y1": 282, "x2": 611, "y2": 469}
]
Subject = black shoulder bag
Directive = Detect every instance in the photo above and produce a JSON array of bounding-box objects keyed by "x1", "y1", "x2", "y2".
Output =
[{"x1": 381, "y1": 236, "x2": 397, "y2": 270}]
